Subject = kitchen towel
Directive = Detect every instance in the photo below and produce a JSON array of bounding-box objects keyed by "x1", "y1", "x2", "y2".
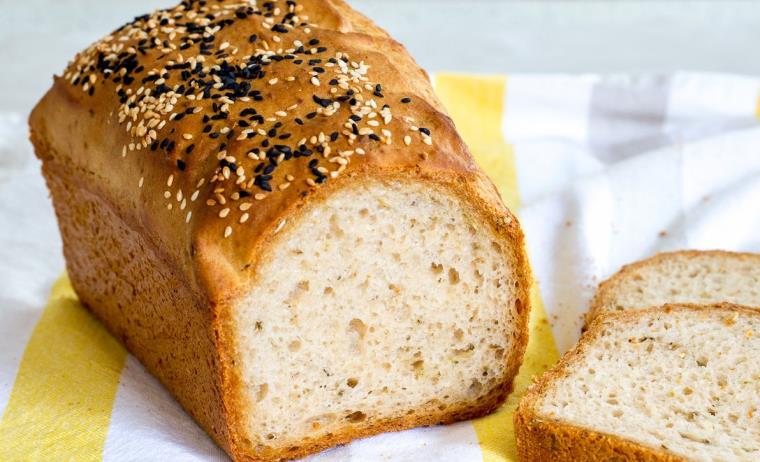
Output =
[{"x1": 1, "y1": 72, "x2": 759, "y2": 461}]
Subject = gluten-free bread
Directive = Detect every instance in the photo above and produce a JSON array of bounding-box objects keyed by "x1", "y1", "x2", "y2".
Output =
[
  {"x1": 516, "y1": 304, "x2": 760, "y2": 462},
  {"x1": 589, "y1": 250, "x2": 760, "y2": 324},
  {"x1": 28, "y1": 1, "x2": 531, "y2": 460}
]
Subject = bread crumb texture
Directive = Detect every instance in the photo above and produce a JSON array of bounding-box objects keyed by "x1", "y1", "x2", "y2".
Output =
[
  {"x1": 597, "y1": 251, "x2": 760, "y2": 314},
  {"x1": 538, "y1": 307, "x2": 760, "y2": 461},
  {"x1": 233, "y1": 180, "x2": 521, "y2": 451}
]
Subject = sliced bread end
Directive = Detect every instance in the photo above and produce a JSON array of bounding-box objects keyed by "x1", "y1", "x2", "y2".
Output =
[
  {"x1": 587, "y1": 250, "x2": 760, "y2": 326},
  {"x1": 516, "y1": 304, "x2": 760, "y2": 462}
]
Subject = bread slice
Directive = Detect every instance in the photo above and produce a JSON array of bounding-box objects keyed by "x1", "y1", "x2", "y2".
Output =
[
  {"x1": 589, "y1": 250, "x2": 760, "y2": 324},
  {"x1": 515, "y1": 304, "x2": 760, "y2": 462}
]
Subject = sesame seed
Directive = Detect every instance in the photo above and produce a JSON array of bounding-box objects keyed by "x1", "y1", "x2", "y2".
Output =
[
  {"x1": 268, "y1": 78, "x2": 279, "y2": 85},
  {"x1": 185, "y1": 211, "x2": 192, "y2": 223},
  {"x1": 239, "y1": 213, "x2": 250, "y2": 224},
  {"x1": 404, "y1": 135, "x2": 412, "y2": 146},
  {"x1": 219, "y1": 208, "x2": 230, "y2": 218},
  {"x1": 183, "y1": 133, "x2": 193, "y2": 140},
  {"x1": 138, "y1": 177, "x2": 144, "y2": 188},
  {"x1": 224, "y1": 226, "x2": 232, "y2": 238}
]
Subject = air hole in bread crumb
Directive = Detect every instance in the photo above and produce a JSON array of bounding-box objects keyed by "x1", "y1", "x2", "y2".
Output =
[
  {"x1": 346, "y1": 378, "x2": 358, "y2": 388},
  {"x1": 448, "y1": 268, "x2": 460, "y2": 284},
  {"x1": 324, "y1": 286, "x2": 334, "y2": 295},
  {"x1": 468, "y1": 379, "x2": 483, "y2": 397},
  {"x1": 288, "y1": 340, "x2": 301, "y2": 352},
  {"x1": 346, "y1": 411, "x2": 366, "y2": 423},
  {"x1": 412, "y1": 360, "x2": 424, "y2": 370},
  {"x1": 696, "y1": 357, "x2": 708, "y2": 367},
  {"x1": 454, "y1": 328, "x2": 464, "y2": 340},
  {"x1": 431, "y1": 262, "x2": 443, "y2": 274},
  {"x1": 348, "y1": 318, "x2": 367, "y2": 338},
  {"x1": 256, "y1": 383, "x2": 269, "y2": 402},
  {"x1": 612, "y1": 409, "x2": 623, "y2": 418}
]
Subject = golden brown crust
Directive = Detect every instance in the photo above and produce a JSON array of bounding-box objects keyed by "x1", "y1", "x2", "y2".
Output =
[
  {"x1": 588, "y1": 250, "x2": 760, "y2": 326},
  {"x1": 29, "y1": 0, "x2": 531, "y2": 460},
  {"x1": 515, "y1": 303, "x2": 759, "y2": 462}
]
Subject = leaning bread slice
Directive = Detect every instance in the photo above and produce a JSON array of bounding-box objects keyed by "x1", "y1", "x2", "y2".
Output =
[
  {"x1": 588, "y1": 250, "x2": 760, "y2": 324},
  {"x1": 515, "y1": 304, "x2": 760, "y2": 462}
]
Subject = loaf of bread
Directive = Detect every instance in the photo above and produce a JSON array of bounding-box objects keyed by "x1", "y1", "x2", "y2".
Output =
[
  {"x1": 589, "y1": 250, "x2": 760, "y2": 324},
  {"x1": 29, "y1": 1, "x2": 531, "y2": 460},
  {"x1": 516, "y1": 304, "x2": 760, "y2": 462}
]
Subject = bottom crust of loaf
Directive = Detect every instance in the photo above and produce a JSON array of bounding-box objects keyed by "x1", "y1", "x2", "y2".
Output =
[{"x1": 42, "y1": 161, "x2": 529, "y2": 461}]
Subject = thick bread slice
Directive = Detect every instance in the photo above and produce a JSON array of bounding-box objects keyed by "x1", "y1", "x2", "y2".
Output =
[
  {"x1": 589, "y1": 250, "x2": 760, "y2": 324},
  {"x1": 28, "y1": 0, "x2": 531, "y2": 460},
  {"x1": 515, "y1": 304, "x2": 760, "y2": 462}
]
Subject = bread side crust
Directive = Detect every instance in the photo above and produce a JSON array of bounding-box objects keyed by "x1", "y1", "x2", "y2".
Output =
[
  {"x1": 588, "y1": 250, "x2": 760, "y2": 326},
  {"x1": 515, "y1": 303, "x2": 759, "y2": 462}
]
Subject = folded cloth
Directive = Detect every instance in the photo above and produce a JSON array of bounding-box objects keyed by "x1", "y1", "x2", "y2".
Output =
[{"x1": 1, "y1": 72, "x2": 758, "y2": 461}]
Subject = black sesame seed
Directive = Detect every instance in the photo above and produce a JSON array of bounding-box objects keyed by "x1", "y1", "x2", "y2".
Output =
[
  {"x1": 177, "y1": 159, "x2": 186, "y2": 170},
  {"x1": 419, "y1": 127, "x2": 431, "y2": 136},
  {"x1": 185, "y1": 144, "x2": 195, "y2": 154},
  {"x1": 308, "y1": 38, "x2": 319, "y2": 45},
  {"x1": 401, "y1": 97, "x2": 411, "y2": 103}
]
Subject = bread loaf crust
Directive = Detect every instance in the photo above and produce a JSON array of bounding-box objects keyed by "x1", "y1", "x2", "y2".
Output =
[
  {"x1": 515, "y1": 304, "x2": 757, "y2": 462},
  {"x1": 30, "y1": 0, "x2": 531, "y2": 459}
]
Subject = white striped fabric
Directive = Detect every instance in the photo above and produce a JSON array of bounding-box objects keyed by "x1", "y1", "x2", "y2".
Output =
[{"x1": 1, "y1": 72, "x2": 759, "y2": 461}]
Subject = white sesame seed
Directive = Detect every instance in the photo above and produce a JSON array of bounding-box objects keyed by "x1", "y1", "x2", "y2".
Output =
[
  {"x1": 219, "y1": 208, "x2": 230, "y2": 218},
  {"x1": 423, "y1": 137, "x2": 433, "y2": 145},
  {"x1": 164, "y1": 190, "x2": 171, "y2": 199},
  {"x1": 254, "y1": 193, "x2": 266, "y2": 200},
  {"x1": 311, "y1": 77, "x2": 320, "y2": 86},
  {"x1": 224, "y1": 226, "x2": 232, "y2": 238},
  {"x1": 220, "y1": 42, "x2": 230, "y2": 50},
  {"x1": 138, "y1": 177, "x2": 144, "y2": 188},
  {"x1": 183, "y1": 133, "x2": 193, "y2": 140},
  {"x1": 185, "y1": 211, "x2": 192, "y2": 223},
  {"x1": 191, "y1": 190, "x2": 200, "y2": 201},
  {"x1": 239, "y1": 213, "x2": 250, "y2": 224},
  {"x1": 239, "y1": 202, "x2": 252, "y2": 211},
  {"x1": 404, "y1": 135, "x2": 412, "y2": 146},
  {"x1": 268, "y1": 78, "x2": 278, "y2": 85}
]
